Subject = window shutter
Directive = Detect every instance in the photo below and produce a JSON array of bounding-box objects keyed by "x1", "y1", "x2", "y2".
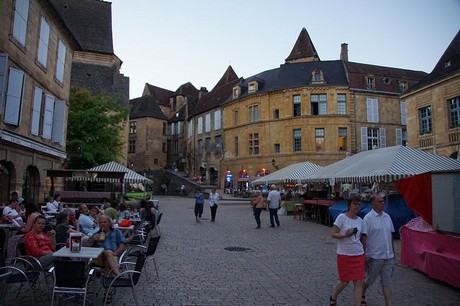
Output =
[
  {"x1": 395, "y1": 128, "x2": 402, "y2": 146},
  {"x1": 13, "y1": 0, "x2": 30, "y2": 46},
  {"x1": 31, "y1": 87, "x2": 43, "y2": 135},
  {"x1": 214, "y1": 110, "x2": 221, "y2": 130},
  {"x1": 37, "y1": 17, "x2": 50, "y2": 67},
  {"x1": 0, "y1": 53, "x2": 8, "y2": 113},
  {"x1": 55, "y1": 40, "x2": 66, "y2": 83},
  {"x1": 52, "y1": 100, "x2": 66, "y2": 145},
  {"x1": 360, "y1": 127, "x2": 368, "y2": 151},
  {"x1": 4, "y1": 68, "x2": 25, "y2": 126},
  {"x1": 366, "y1": 98, "x2": 379, "y2": 123},
  {"x1": 379, "y1": 128, "x2": 386, "y2": 148},
  {"x1": 400, "y1": 101, "x2": 407, "y2": 125},
  {"x1": 42, "y1": 94, "x2": 54, "y2": 139},
  {"x1": 205, "y1": 113, "x2": 211, "y2": 132}
]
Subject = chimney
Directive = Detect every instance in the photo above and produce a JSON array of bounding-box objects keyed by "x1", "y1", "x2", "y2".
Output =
[
  {"x1": 199, "y1": 87, "x2": 208, "y2": 99},
  {"x1": 340, "y1": 43, "x2": 348, "y2": 62}
]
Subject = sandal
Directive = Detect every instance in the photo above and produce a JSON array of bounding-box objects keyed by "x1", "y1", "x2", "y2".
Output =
[
  {"x1": 361, "y1": 295, "x2": 367, "y2": 305},
  {"x1": 329, "y1": 295, "x2": 337, "y2": 306}
]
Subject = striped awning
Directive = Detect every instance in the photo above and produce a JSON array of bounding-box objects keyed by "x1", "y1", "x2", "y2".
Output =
[
  {"x1": 304, "y1": 145, "x2": 460, "y2": 183},
  {"x1": 252, "y1": 161, "x2": 322, "y2": 185},
  {"x1": 86, "y1": 161, "x2": 153, "y2": 184}
]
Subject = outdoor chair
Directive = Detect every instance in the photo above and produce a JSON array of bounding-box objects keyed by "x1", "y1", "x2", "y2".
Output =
[
  {"x1": 101, "y1": 252, "x2": 146, "y2": 306},
  {"x1": 120, "y1": 235, "x2": 160, "y2": 280},
  {"x1": 155, "y1": 212, "x2": 163, "y2": 236},
  {"x1": 50, "y1": 259, "x2": 94, "y2": 306},
  {"x1": 0, "y1": 251, "x2": 41, "y2": 306}
]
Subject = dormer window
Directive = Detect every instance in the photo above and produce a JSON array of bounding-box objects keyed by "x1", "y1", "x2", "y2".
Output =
[
  {"x1": 445, "y1": 60, "x2": 452, "y2": 68},
  {"x1": 248, "y1": 81, "x2": 258, "y2": 94},
  {"x1": 232, "y1": 86, "x2": 240, "y2": 99},
  {"x1": 382, "y1": 77, "x2": 391, "y2": 85},
  {"x1": 399, "y1": 81, "x2": 408, "y2": 93},
  {"x1": 366, "y1": 76, "x2": 375, "y2": 89},
  {"x1": 311, "y1": 69, "x2": 325, "y2": 84}
]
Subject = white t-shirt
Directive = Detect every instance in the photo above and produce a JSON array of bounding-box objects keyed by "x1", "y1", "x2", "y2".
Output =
[
  {"x1": 46, "y1": 201, "x2": 58, "y2": 213},
  {"x1": 79, "y1": 213, "x2": 95, "y2": 234},
  {"x1": 209, "y1": 192, "x2": 219, "y2": 206},
  {"x1": 3, "y1": 206, "x2": 20, "y2": 219},
  {"x1": 334, "y1": 213, "x2": 364, "y2": 256},
  {"x1": 267, "y1": 190, "x2": 281, "y2": 209},
  {"x1": 362, "y1": 209, "x2": 395, "y2": 259}
]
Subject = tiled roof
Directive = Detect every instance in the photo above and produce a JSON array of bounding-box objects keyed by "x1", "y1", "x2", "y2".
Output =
[
  {"x1": 344, "y1": 61, "x2": 427, "y2": 92},
  {"x1": 173, "y1": 82, "x2": 199, "y2": 97},
  {"x1": 144, "y1": 84, "x2": 174, "y2": 106},
  {"x1": 190, "y1": 66, "x2": 241, "y2": 116},
  {"x1": 407, "y1": 29, "x2": 460, "y2": 93},
  {"x1": 285, "y1": 28, "x2": 319, "y2": 63},
  {"x1": 169, "y1": 105, "x2": 187, "y2": 123},
  {"x1": 129, "y1": 95, "x2": 168, "y2": 120},
  {"x1": 48, "y1": 0, "x2": 114, "y2": 54}
]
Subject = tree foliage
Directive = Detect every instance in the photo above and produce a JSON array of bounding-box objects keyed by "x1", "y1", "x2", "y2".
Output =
[{"x1": 66, "y1": 88, "x2": 130, "y2": 169}]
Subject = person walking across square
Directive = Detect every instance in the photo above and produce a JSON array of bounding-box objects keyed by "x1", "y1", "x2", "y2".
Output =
[
  {"x1": 267, "y1": 184, "x2": 281, "y2": 227},
  {"x1": 194, "y1": 189, "x2": 204, "y2": 223},
  {"x1": 360, "y1": 193, "x2": 395, "y2": 306},
  {"x1": 209, "y1": 188, "x2": 219, "y2": 222}
]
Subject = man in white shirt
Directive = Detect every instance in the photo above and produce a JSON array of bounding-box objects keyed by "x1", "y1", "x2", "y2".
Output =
[
  {"x1": 267, "y1": 185, "x2": 281, "y2": 227},
  {"x1": 45, "y1": 196, "x2": 58, "y2": 213},
  {"x1": 52, "y1": 194, "x2": 63, "y2": 212},
  {"x1": 2, "y1": 199, "x2": 22, "y2": 222},
  {"x1": 78, "y1": 204, "x2": 97, "y2": 234},
  {"x1": 360, "y1": 193, "x2": 395, "y2": 306},
  {"x1": 208, "y1": 188, "x2": 219, "y2": 222}
]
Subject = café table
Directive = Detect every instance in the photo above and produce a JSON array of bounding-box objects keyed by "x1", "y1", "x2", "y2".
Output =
[
  {"x1": 53, "y1": 246, "x2": 104, "y2": 259},
  {"x1": 303, "y1": 199, "x2": 337, "y2": 226}
]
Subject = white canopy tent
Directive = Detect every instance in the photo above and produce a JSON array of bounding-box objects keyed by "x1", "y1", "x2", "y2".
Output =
[
  {"x1": 87, "y1": 161, "x2": 153, "y2": 184},
  {"x1": 252, "y1": 161, "x2": 322, "y2": 185},
  {"x1": 304, "y1": 145, "x2": 460, "y2": 183}
]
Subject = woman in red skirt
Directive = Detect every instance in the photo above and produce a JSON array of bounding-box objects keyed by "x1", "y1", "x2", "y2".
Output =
[{"x1": 329, "y1": 195, "x2": 365, "y2": 306}]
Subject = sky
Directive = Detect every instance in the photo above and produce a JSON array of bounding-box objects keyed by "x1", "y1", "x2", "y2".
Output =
[{"x1": 110, "y1": 0, "x2": 460, "y2": 100}]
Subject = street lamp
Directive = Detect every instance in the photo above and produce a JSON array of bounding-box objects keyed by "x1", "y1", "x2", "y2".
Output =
[{"x1": 271, "y1": 158, "x2": 278, "y2": 170}]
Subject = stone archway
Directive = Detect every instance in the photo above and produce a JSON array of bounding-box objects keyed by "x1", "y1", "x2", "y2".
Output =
[
  {"x1": 22, "y1": 165, "x2": 40, "y2": 205},
  {"x1": 0, "y1": 160, "x2": 14, "y2": 203}
]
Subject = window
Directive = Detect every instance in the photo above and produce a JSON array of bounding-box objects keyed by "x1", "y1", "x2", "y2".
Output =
[
  {"x1": 173, "y1": 140, "x2": 178, "y2": 154},
  {"x1": 205, "y1": 113, "x2": 211, "y2": 132},
  {"x1": 448, "y1": 97, "x2": 460, "y2": 128},
  {"x1": 163, "y1": 122, "x2": 166, "y2": 135},
  {"x1": 367, "y1": 76, "x2": 375, "y2": 89},
  {"x1": 311, "y1": 94, "x2": 327, "y2": 115},
  {"x1": 31, "y1": 87, "x2": 43, "y2": 136},
  {"x1": 162, "y1": 142, "x2": 166, "y2": 153},
  {"x1": 0, "y1": 54, "x2": 8, "y2": 113},
  {"x1": 234, "y1": 136, "x2": 238, "y2": 157},
  {"x1": 249, "y1": 133, "x2": 259, "y2": 155},
  {"x1": 4, "y1": 68, "x2": 25, "y2": 126},
  {"x1": 312, "y1": 69, "x2": 323, "y2": 82},
  {"x1": 232, "y1": 86, "x2": 240, "y2": 98},
  {"x1": 215, "y1": 135, "x2": 222, "y2": 154},
  {"x1": 197, "y1": 139, "x2": 202, "y2": 155},
  {"x1": 214, "y1": 110, "x2": 221, "y2": 130},
  {"x1": 338, "y1": 127, "x2": 347, "y2": 151},
  {"x1": 37, "y1": 16, "x2": 50, "y2": 67},
  {"x1": 197, "y1": 117, "x2": 203, "y2": 134},
  {"x1": 293, "y1": 129, "x2": 302, "y2": 152},
  {"x1": 55, "y1": 40, "x2": 66, "y2": 83},
  {"x1": 128, "y1": 140, "x2": 136, "y2": 153},
  {"x1": 13, "y1": 0, "x2": 30, "y2": 46},
  {"x1": 248, "y1": 81, "x2": 258, "y2": 94},
  {"x1": 419, "y1": 106, "x2": 432, "y2": 134},
  {"x1": 249, "y1": 105, "x2": 259, "y2": 122},
  {"x1": 42, "y1": 94, "x2": 54, "y2": 139},
  {"x1": 187, "y1": 119, "x2": 193, "y2": 137},
  {"x1": 337, "y1": 94, "x2": 346, "y2": 115},
  {"x1": 399, "y1": 81, "x2": 408, "y2": 93},
  {"x1": 274, "y1": 143, "x2": 280, "y2": 154},
  {"x1": 293, "y1": 95, "x2": 301, "y2": 116},
  {"x1": 205, "y1": 137, "x2": 211, "y2": 155},
  {"x1": 234, "y1": 110, "x2": 239, "y2": 126},
  {"x1": 273, "y1": 109, "x2": 279, "y2": 119},
  {"x1": 129, "y1": 121, "x2": 136, "y2": 134},
  {"x1": 360, "y1": 127, "x2": 386, "y2": 150},
  {"x1": 174, "y1": 122, "x2": 180, "y2": 135},
  {"x1": 366, "y1": 98, "x2": 379, "y2": 123},
  {"x1": 395, "y1": 128, "x2": 407, "y2": 146},
  {"x1": 52, "y1": 100, "x2": 66, "y2": 145},
  {"x1": 315, "y1": 128, "x2": 325, "y2": 152},
  {"x1": 400, "y1": 101, "x2": 407, "y2": 125},
  {"x1": 154, "y1": 158, "x2": 158, "y2": 165}
]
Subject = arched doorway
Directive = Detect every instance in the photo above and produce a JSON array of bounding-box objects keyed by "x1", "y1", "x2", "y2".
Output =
[
  {"x1": 0, "y1": 160, "x2": 13, "y2": 203},
  {"x1": 209, "y1": 167, "x2": 218, "y2": 186},
  {"x1": 22, "y1": 165, "x2": 40, "y2": 204}
]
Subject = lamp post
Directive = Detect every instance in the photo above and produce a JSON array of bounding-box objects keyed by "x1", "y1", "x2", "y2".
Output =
[{"x1": 271, "y1": 158, "x2": 278, "y2": 170}]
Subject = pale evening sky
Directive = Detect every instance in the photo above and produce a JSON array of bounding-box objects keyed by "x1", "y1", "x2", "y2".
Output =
[{"x1": 110, "y1": 0, "x2": 460, "y2": 100}]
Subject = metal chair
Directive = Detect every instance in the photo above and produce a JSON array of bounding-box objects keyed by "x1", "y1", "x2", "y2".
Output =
[
  {"x1": 120, "y1": 235, "x2": 160, "y2": 279},
  {"x1": 49, "y1": 259, "x2": 94, "y2": 306},
  {"x1": 102, "y1": 252, "x2": 146, "y2": 306}
]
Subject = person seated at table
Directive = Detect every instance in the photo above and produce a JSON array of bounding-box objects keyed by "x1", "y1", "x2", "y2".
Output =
[
  {"x1": 55, "y1": 209, "x2": 87, "y2": 246},
  {"x1": 20, "y1": 201, "x2": 42, "y2": 233},
  {"x1": 138, "y1": 199, "x2": 147, "y2": 221},
  {"x1": 45, "y1": 196, "x2": 58, "y2": 213},
  {"x1": 24, "y1": 215, "x2": 56, "y2": 269},
  {"x1": 104, "y1": 201, "x2": 119, "y2": 221},
  {"x1": 78, "y1": 204, "x2": 98, "y2": 235},
  {"x1": 90, "y1": 206, "x2": 101, "y2": 222},
  {"x1": 117, "y1": 203, "x2": 130, "y2": 220},
  {"x1": 2, "y1": 199, "x2": 23, "y2": 223},
  {"x1": 145, "y1": 200, "x2": 159, "y2": 225},
  {"x1": 86, "y1": 214, "x2": 126, "y2": 276}
]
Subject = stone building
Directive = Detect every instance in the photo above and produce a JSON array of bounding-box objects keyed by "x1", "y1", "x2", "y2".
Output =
[
  {"x1": 220, "y1": 28, "x2": 427, "y2": 189},
  {"x1": 402, "y1": 30, "x2": 460, "y2": 158},
  {"x1": 0, "y1": 0, "x2": 78, "y2": 203}
]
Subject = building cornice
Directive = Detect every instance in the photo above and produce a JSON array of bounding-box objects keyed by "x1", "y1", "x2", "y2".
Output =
[{"x1": 0, "y1": 130, "x2": 67, "y2": 159}]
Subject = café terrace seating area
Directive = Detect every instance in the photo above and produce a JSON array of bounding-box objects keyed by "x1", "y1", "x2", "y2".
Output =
[{"x1": 0, "y1": 205, "x2": 162, "y2": 306}]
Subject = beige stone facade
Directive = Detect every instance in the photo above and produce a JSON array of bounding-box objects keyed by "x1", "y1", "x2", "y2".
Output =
[{"x1": 0, "y1": 0, "x2": 77, "y2": 203}]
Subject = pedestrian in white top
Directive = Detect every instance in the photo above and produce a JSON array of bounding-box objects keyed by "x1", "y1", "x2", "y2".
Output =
[
  {"x1": 360, "y1": 193, "x2": 395, "y2": 306},
  {"x1": 267, "y1": 184, "x2": 281, "y2": 227},
  {"x1": 209, "y1": 188, "x2": 219, "y2": 222},
  {"x1": 45, "y1": 196, "x2": 58, "y2": 213},
  {"x1": 78, "y1": 204, "x2": 97, "y2": 234}
]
